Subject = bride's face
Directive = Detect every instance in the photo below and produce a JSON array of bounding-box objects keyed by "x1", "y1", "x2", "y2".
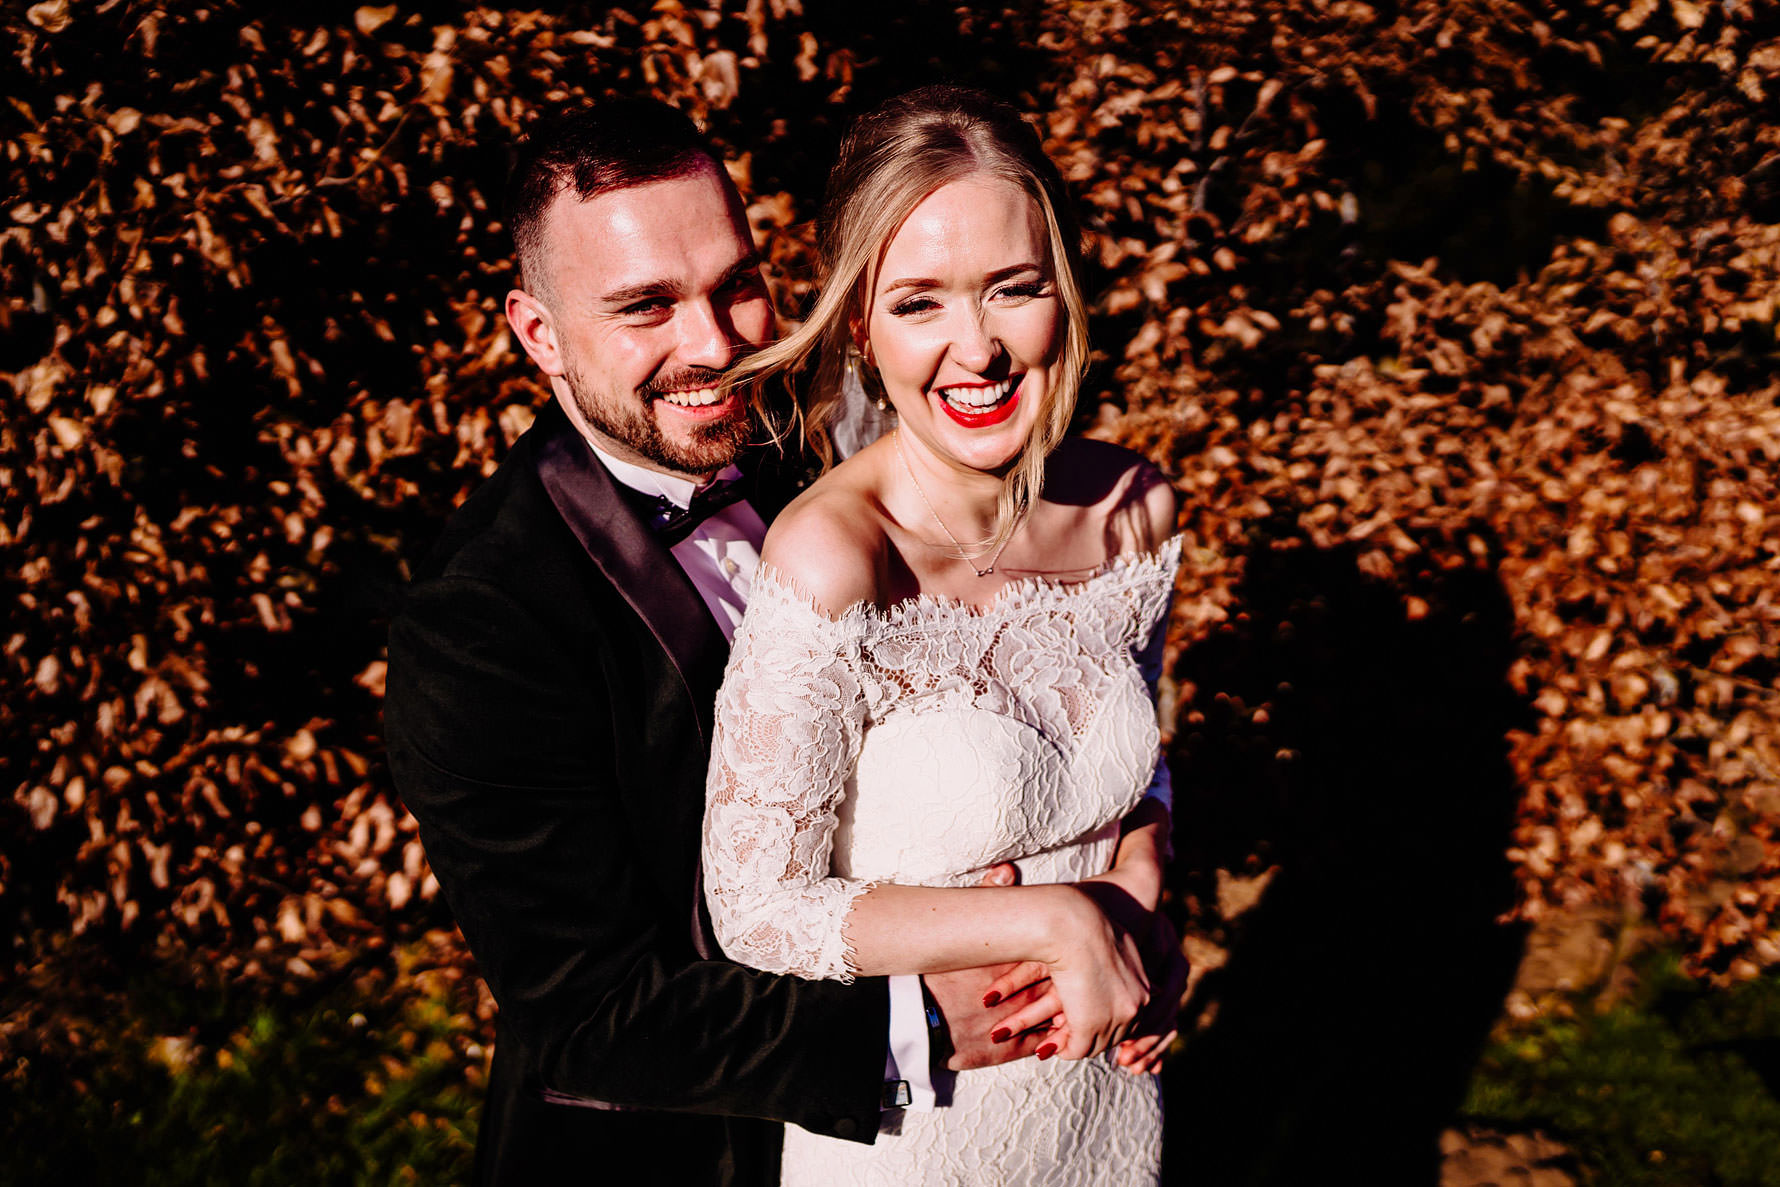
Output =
[{"x1": 863, "y1": 174, "x2": 1062, "y2": 476}]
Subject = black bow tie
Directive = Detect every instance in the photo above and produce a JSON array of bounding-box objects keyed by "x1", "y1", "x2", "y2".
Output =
[{"x1": 619, "y1": 477, "x2": 748, "y2": 546}]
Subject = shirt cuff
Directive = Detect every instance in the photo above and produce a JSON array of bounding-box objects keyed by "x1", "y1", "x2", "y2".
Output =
[{"x1": 886, "y1": 973, "x2": 936, "y2": 1111}]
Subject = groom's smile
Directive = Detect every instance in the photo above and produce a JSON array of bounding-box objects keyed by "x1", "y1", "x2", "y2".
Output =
[{"x1": 506, "y1": 157, "x2": 775, "y2": 482}]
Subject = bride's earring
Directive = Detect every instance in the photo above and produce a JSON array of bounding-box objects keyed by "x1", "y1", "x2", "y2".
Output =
[
  {"x1": 832, "y1": 343, "x2": 896, "y2": 459},
  {"x1": 843, "y1": 345, "x2": 890, "y2": 413}
]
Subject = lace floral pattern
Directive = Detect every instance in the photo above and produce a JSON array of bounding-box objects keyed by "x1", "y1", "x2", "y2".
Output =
[{"x1": 702, "y1": 537, "x2": 1181, "y2": 982}]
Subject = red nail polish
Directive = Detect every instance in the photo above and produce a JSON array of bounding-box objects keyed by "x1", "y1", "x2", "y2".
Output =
[
  {"x1": 991, "y1": 1027, "x2": 1011, "y2": 1043},
  {"x1": 982, "y1": 991, "x2": 1001, "y2": 1007},
  {"x1": 1037, "y1": 1043, "x2": 1057, "y2": 1060}
]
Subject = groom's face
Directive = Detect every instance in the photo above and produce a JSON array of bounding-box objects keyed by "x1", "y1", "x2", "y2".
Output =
[{"x1": 515, "y1": 160, "x2": 775, "y2": 480}]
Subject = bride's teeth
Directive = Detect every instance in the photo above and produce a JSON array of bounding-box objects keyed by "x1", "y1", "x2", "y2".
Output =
[
  {"x1": 938, "y1": 378, "x2": 1015, "y2": 408},
  {"x1": 661, "y1": 388, "x2": 722, "y2": 407}
]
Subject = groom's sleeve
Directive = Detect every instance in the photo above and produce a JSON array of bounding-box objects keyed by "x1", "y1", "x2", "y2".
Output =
[{"x1": 385, "y1": 569, "x2": 888, "y2": 1142}]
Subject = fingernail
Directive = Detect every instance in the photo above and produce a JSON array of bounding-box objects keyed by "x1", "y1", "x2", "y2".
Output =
[
  {"x1": 991, "y1": 1027, "x2": 1011, "y2": 1043},
  {"x1": 983, "y1": 991, "x2": 1001, "y2": 1007},
  {"x1": 1037, "y1": 1043, "x2": 1057, "y2": 1060}
]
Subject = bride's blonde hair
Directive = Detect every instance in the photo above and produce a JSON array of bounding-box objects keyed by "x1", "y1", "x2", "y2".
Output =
[{"x1": 729, "y1": 85, "x2": 1090, "y2": 555}]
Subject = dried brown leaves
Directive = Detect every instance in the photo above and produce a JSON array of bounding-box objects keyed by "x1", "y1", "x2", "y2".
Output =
[{"x1": 4, "y1": 0, "x2": 1779, "y2": 994}]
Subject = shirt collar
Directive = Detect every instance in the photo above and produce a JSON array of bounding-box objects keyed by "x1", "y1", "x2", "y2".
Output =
[{"x1": 581, "y1": 434, "x2": 743, "y2": 511}]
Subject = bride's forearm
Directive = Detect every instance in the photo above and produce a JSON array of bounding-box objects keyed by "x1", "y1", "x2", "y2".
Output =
[
  {"x1": 852, "y1": 880, "x2": 1153, "y2": 1061},
  {"x1": 841, "y1": 882, "x2": 1090, "y2": 977}
]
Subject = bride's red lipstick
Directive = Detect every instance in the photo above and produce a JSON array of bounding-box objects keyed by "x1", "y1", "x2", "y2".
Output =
[{"x1": 935, "y1": 378, "x2": 1021, "y2": 428}]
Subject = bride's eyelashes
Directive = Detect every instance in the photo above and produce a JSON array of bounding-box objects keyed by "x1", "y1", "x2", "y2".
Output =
[
  {"x1": 888, "y1": 293, "x2": 941, "y2": 318},
  {"x1": 992, "y1": 279, "x2": 1050, "y2": 303},
  {"x1": 885, "y1": 279, "x2": 1053, "y2": 320}
]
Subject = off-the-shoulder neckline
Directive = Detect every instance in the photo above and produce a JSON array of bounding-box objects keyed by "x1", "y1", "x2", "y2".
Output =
[{"x1": 752, "y1": 532, "x2": 1183, "y2": 626}]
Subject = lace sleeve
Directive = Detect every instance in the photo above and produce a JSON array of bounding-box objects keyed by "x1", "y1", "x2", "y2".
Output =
[{"x1": 703, "y1": 574, "x2": 875, "y2": 982}]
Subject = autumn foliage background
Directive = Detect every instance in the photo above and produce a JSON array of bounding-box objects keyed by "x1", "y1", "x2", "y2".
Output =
[{"x1": 4, "y1": 0, "x2": 1780, "y2": 1173}]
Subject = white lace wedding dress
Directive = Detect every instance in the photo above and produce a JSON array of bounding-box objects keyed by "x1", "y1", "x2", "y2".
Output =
[{"x1": 703, "y1": 537, "x2": 1181, "y2": 1187}]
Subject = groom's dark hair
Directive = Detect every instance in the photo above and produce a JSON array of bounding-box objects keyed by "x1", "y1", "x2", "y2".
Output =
[{"x1": 506, "y1": 98, "x2": 726, "y2": 302}]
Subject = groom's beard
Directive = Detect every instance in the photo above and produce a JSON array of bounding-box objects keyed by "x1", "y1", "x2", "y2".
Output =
[{"x1": 562, "y1": 357, "x2": 753, "y2": 478}]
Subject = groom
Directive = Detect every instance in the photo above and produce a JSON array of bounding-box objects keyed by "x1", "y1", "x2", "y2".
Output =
[{"x1": 384, "y1": 100, "x2": 1045, "y2": 1187}]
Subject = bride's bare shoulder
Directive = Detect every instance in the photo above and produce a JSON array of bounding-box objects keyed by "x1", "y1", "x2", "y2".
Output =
[
  {"x1": 1047, "y1": 437, "x2": 1177, "y2": 552},
  {"x1": 759, "y1": 468, "x2": 888, "y2": 616}
]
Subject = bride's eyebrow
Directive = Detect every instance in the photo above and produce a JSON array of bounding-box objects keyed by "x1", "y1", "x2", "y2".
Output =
[
  {"x1": 983, "y1": 262, "x2": 1046, "y2": 284},
  {"x1": 880, "y1": 275, "x2": 939, "y2": 296},
  {"x1": 879, "y1": 262, "x2": 1045, "y2": 295}
]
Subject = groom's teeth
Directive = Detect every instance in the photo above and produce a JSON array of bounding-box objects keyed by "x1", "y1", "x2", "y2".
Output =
[
  {"x1": 660, "y1": 388, "x2": 723, "y2": 407},
  {"x1": 936, "y1": 378, "x2": 1016, "y2": 409}
]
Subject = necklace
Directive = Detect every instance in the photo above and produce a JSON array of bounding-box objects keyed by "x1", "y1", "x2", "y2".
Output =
[{"x1": 892, "y1": 429, "x2": 1023, "y2": 577}]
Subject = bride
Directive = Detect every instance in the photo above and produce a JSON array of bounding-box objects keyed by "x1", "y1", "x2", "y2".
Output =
[{"x1": 702, "y1": 86, "x2": 1182, "y2": 1185}]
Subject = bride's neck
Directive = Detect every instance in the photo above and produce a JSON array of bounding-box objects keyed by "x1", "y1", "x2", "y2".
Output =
[{"x1": 894, "y1": 435, "x2": 1009, "y2": 541}]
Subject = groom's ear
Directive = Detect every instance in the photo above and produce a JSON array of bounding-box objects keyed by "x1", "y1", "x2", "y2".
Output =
[{"x1": 506, "y1": 288, "x2": 566, "y2": 378}]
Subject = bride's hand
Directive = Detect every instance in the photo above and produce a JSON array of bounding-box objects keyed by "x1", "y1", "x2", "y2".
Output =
[
  {"x1": 1024, "y1": 887, "x2": 1150, "y2": 1060},
  {"x1": 982, "y1": 972, "x2": 1063, "y2": 1052},
  {"x1": 979, "y1": 960, "x2": 1048, "y2": 1011}
]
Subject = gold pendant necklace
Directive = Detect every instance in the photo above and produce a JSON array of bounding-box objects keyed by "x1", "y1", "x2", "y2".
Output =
[{"x1": 892, "y1": 428, "x2": 1021, "y2": 578}]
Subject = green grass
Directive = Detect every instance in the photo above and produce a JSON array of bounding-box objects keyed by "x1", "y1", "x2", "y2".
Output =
[
  {"x1": 10, "y1": 942, "x2": 1780, "y2": 1186},
  {"x1": 0, "y1": 949, "x2": 480, "y2": 1187},
  {"x1": 1462, "y1": 952, "x2": 1780, "y2": 1187}
]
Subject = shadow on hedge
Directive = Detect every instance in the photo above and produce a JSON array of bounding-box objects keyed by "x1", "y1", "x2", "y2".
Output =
[{"x1": 1164, "y1": 528, "x2": 1530, "y2": 1184}]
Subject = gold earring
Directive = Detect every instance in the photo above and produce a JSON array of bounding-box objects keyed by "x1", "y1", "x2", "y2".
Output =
[{"x1": 845, "y1": 346, "x2": 890, "y2": 412}]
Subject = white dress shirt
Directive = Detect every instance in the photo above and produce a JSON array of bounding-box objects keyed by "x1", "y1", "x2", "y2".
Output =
[{"x1": 584, "y1": 437, "x2": 936, "y2": 1111}]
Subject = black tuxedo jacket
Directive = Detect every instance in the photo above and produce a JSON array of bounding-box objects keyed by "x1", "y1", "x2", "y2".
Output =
[{"x1": 385, "y1": 400, "x2": 887, "y2": 1187}]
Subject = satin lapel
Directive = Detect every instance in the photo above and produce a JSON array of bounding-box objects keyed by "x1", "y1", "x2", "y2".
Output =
[{"x1": 531, "y1": 401, "x2": 731, "y2": 748}]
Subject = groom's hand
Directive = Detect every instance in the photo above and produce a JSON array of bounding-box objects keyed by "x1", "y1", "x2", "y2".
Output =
[
  {"x1": 923, "y1": 964, "x2": 1053, "y2": 1070},
  {"x1": 1114, "y1": 910, "x2": 1189, "y2": 1075}
]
